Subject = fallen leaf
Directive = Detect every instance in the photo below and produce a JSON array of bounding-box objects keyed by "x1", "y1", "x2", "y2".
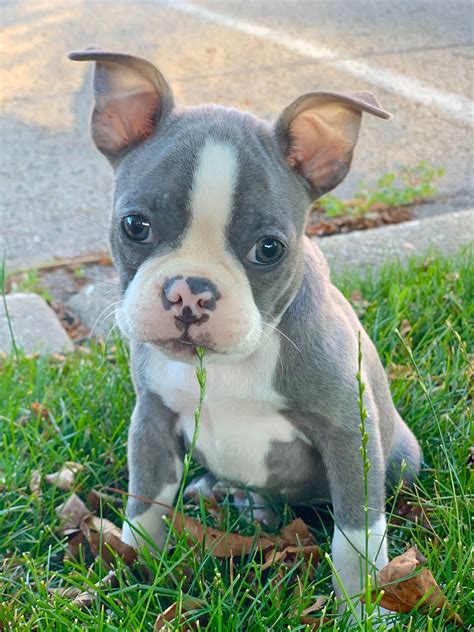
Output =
[
  {"x1": 261, "y1": 544, "x2": 320, "y2": 573},
  {"x1": 170, "y1": 512, "x2": 274, "y2": 557},
  {"x1": 467, "y1": 446, "x2": 474, "y2": 469},
  {"x1": 45, "y1": 462, "x2": 84, "y2": 491},
  {"x1": 55, "y1": 493, "x2": 91, "y2": 559},
  {"x1": 387, "y1": 363, "x2": 415, "y2": 381},
  {"x1": 29, "y1": 470, "x2": 42, "y2": 496},
  {"x1": 300, "y1": 596, "x2": 328, "y2": 617},
  {"x1": 80, "y1": 515, "x2": 136, "y2": 567},
  {"x1": 390, "y1": 496, "x2": 433, "y2": 531},
  {"x1": 49, "y1": 586, "x2": 83, "y2": 599},
  {"x1": 31, "y1": 402, "x2": 50, "y2": 420},
  {"x1": 306, "y1": 205, "x2": 413, "y2": 238},
  {"x1": 364, "y1": 547, "x2": 464, "y2": 627},
  {"x1": 274, "y1": 518, "x2": 316, "y2": 548},
  {"x1": 155, "y1": 597, "x2": 205, "y2": 631},
  {"x1": 55, "y1": 493, "x2": 91, "y2": 534},
  {"x1": 293, "y1": 594, "x2": 330, "y2": 628},
  {"x1": 69, "y1": 570, "x2": 118, "y2": 609},
  {"x1": 87, "y1": 489, "x2": 122, "y2": 513},
  {"x1": 65, "y1": 531, "x2": 86, "y2": 560},
  {"x1": 399, "y1": 319, "x2": 412, "y2": 337}
]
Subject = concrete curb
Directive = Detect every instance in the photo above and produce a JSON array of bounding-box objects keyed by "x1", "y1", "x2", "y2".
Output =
[
  {"x1": 0, "y1": 293, "x2": 74, "y2": 355},
  {"x1": 316, "y1": 209, "x2": 473, "y2": 277}
]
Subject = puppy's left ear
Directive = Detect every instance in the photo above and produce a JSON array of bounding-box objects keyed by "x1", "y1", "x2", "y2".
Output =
[{"x1": 275, "y1": 91, "x2": 391, "y2": 197}]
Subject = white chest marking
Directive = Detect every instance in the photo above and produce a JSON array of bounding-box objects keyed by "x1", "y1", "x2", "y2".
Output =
[{"x1": 145, "y1": 334, "x2": 305, "y2": 487}]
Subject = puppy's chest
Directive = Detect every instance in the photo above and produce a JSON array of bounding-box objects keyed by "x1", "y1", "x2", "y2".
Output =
[{"x1": 145, "y1": 346, "x2": 303, "y2": 488}]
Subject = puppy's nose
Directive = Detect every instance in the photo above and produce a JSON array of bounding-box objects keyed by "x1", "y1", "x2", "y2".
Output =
[{"x1": 162, "y1": 276, "x2": 220, "y2": 315}]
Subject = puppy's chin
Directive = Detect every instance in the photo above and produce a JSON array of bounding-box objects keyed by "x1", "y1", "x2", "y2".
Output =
[{"x1": 150, "y1": 337, "x2": 215, "y2": 363}]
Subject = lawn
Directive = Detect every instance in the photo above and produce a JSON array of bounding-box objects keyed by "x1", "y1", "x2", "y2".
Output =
[{"x1": 1, "y1": 249, "x2": 472, "y2": 631}]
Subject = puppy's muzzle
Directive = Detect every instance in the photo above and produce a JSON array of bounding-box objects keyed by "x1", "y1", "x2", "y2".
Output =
[{"x1": 162, "y1": 276, "x2": 221, "y2": 332}]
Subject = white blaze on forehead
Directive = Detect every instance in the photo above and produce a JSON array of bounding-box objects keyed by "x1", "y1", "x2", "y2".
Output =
[{"x1": 185, "y1": 139, "x2": 238, "y2": 254}]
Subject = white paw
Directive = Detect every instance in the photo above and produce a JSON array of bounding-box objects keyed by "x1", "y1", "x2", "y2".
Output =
[{"x1": 121, "y1": 506, "x2": 168, "y2": 550}]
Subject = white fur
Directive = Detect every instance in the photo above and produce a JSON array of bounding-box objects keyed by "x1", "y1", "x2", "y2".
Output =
[
  {"x1": 122, "y1": 470, "x2": 182, "y2": 549},
  {"x1": 332, "y1": 515, "x2": 388, "y2": 604},
  {"x1": 188, "y1": 139, "x2": 237, "y2": 241},
  {"x1": 146, "y1": 331, "x2": 305, "y2": 488}
]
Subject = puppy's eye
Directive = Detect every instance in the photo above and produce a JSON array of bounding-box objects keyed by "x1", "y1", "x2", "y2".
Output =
[
  {"x1": 247, "y1": 237, "x2": 286, "y2": 265},
  {"x1": 121, "y1": 214, "x2": 153, "y2": 243}
]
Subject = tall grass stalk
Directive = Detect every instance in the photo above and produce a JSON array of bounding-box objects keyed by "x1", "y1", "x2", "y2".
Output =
[
  {"x1": 356, "y1": 331, "x2": 374, "y2": 629},
  {"x1": 165, "y1": 346, "x2": 206, "y2": 549}
]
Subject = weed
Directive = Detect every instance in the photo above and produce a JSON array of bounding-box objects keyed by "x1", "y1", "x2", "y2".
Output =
[{"x1": 315, "y1": 162, "x2": 445, "y2": 218}]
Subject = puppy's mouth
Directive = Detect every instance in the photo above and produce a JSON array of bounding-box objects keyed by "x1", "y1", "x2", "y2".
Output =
[{"x1": 148, "y1": 334, "x2": 218, "y2": 360}]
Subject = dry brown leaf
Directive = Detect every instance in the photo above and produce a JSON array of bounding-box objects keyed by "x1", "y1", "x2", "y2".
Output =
[
  {"x1": 399, "y1": 319, "x2": 412, "y2": 337},
  {"x1": 55, "y1": 493, "x2": 91, "y2": 534},
  {"x1": 170, "y1": 512, "x2": 275, "y2": 557},
  {"x1": 55, "y1": 493, "x2": 91, "y2": 559},
  {"x1": 306, "y1": 205, "x2": 413, "y2": 238},
  {"x1": 87, "y1": 489, "x2": 122, "y2": 513},
  {"x1": 45, "y1": 462, "x2": 84, "y2": 491},
  {"x1": 387, "y1": 364, "x2": 415, "y2": 381},
  {"x1": 49, "y1": 586, "x2": 83, "y2": 599},
  {"x1": 80, "y1": 515, "x2": 136, "y2": 567},
  {"x1": 364, "y1": 547, "x2": 464, "y2": 627},
  {"x1": 71, "y1": 590, "x2": 96, "y2": 608},
  {"x1": 29, "y1": 470, "x2": 42, "y2": 496},
  {"x1": 293, "y1": 595, "x2": 330, "y2": 628},
  {"x1": 65, "y1": 531, "x2": 86, "y2": 560},
  {"x1": 391, "y1": 496, "x2": 433, "y2": 531},
  {"x1": 467, "y1": 446, "x2": 474, "y2": 469},
  {"x1": 70, "y1": 570, "x2": 118, "y2": 609},
  {"x1": 261, "y1": 544, "x2": 320, "y2": 573},
  {"x1": 155, "y1": 597, "x2": 205, "y2": 631},
  {"x1": 31, "y1": 402, "x2": 50, "y2": 420},
  {"x1": 300, "y1": 596, "x2": 328, "y2": 617},
  {"x1": 274, "y1": 518, "x2": 316, "y2": 548}
]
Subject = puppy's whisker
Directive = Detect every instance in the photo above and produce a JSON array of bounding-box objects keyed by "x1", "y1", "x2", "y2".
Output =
[
  {"x1": 260, "y1": 319, "x2": 301, "y2": 353},
  {"x1": 89, "y1": 299, "x2": 123, "y2": 338},
  {"x1": 84, "y1": 217, "x2": 109, "y2": 232},
  {"x1": 255, "y1": 326, "x2": 284, "y2": 373},
  {"x1": 97, "y1": 279, "x2": 121, "y2": 289}
]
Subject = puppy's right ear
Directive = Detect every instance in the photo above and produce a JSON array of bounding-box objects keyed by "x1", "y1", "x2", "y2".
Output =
[{"x1": 69, "y1": 46, "x2": 173, "y2": 161}]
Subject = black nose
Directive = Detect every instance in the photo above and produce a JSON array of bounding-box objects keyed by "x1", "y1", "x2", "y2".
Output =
[{"x1": 162, "y1": 276, "x2": 221, "y2": 313}]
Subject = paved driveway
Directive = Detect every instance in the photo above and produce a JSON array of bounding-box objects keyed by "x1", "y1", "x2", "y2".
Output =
[{"x1": 1, "y1": 0, "x2": 473, "y2": 267}]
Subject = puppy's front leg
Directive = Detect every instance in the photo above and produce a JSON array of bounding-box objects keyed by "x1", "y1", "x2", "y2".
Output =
[
  {"x1": 121, "y1": 391, "x2": 183, "y2": 550},
  {"x1": 318, "y1": 416, "x2": 388, "y2": 613}
]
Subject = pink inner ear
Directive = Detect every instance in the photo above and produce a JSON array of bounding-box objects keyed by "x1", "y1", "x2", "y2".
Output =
[
  {"x1": 93, "y1": 90, "x2": 160, "y2": 154},
  {"x1": 287, "y1": 112, "x2": 353, "y2": 190}
]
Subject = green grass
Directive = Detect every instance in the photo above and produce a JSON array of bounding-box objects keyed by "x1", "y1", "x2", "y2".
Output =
[
  {"x1": 314, "y1": 162, "x2": 445, "y2": 218},
  {"x1": 1, "y1": 250, "x2": 472, "y2": 631}
]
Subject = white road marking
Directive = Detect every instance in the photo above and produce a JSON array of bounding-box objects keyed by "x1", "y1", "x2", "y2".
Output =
[{"x1": 165, "y1": 0, "x2": 474, "y2": 127}]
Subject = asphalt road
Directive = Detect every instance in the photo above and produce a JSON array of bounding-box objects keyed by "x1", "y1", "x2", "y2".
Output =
[{"x1": 1, "y1": 0, "x2": 473, "y2": 268}]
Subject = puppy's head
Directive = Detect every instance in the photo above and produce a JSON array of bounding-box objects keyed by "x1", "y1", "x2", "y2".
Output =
[{"x1": 70, "y1": 48, "x2": 390, "y2": 362}]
